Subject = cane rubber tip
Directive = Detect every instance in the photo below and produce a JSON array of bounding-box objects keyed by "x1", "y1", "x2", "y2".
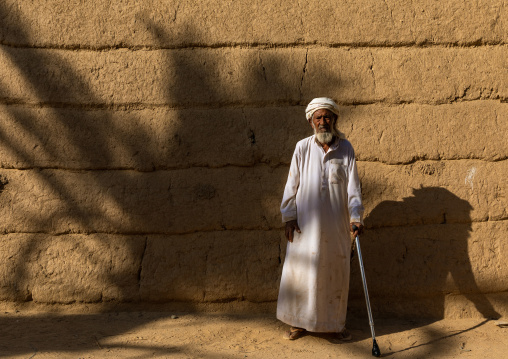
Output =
[{"x1": 372, "y1": 339, "x2": 381, "y2": 357}]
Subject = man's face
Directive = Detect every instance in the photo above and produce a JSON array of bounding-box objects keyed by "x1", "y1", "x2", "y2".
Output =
[{"x1": 310, "y1": 109, "x2": 336, "y2": 134}]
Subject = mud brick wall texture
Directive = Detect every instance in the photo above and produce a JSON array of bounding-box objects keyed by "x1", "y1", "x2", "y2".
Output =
[{"x1": 0, "y1": 1, "x2": 506, "y2": 319}]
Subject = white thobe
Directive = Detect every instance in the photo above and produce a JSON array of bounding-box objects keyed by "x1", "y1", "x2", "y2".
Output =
[{"x1": 277, "y1": 135, "x2": 364, "y2": 332}]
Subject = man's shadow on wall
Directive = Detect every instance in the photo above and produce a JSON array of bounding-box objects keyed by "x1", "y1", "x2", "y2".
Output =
[{"x1": 350, "y1": 187, "x2": 500, "y2": 321}]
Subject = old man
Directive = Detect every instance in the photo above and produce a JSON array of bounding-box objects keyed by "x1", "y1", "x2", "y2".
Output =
[{"x1": 277, "y1": 97, "x2": 364, "y2": 340}]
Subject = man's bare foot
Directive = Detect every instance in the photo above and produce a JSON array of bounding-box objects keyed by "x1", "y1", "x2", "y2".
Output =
[{"x1": 283, "y1": 327, "x2": 306, "y2": 340}]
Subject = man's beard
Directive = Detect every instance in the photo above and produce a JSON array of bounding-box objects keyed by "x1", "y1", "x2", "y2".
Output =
[
  {"x1": 313, "y1": 125, "x2": 335, "y2": 144},
  {"x1": 316, "y1": 132, "x2": 333, "y2": 144}
]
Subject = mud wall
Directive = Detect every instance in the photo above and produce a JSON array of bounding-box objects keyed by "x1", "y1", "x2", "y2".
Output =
[{"x1": 0, "y1": 1, "x2": 506, "y2": 318}]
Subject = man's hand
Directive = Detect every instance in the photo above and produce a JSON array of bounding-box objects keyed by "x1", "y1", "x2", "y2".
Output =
[
  {"x1": 285, "y1": 220, "x2": 301, "y2": 243},
  {"x1": 350, "y1": 222, "x2": 364, "y2": 237}
]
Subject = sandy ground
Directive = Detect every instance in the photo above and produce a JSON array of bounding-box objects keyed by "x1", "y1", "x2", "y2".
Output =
[{"x1": 0, "y1": 307, "x2": 506, "y2": 359}]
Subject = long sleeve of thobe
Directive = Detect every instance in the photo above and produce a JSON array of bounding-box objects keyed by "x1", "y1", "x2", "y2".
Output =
[
  {"x1": 280, "y1": 148, "x2": 300, "y2": 223},
  {"x1": 347, "y1": 152, "x2": 364, "y2": 224}
]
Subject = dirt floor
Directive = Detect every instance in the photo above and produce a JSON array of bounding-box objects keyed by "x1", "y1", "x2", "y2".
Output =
[{"x1": 0, "y1": 305, "x2": 506, "y2": 359}]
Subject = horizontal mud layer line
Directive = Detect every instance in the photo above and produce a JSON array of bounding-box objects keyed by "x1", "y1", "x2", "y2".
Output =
[
  {"x1": 1, "y1": 156, "x2": 507, "y2": 172},
  {"x1": 360, "y1": 291, "x2": 508, "y2": 300},
  {"x1": 369, "y1": 291, "x2": 508, "y2": 300},
  {"x1": 0, "y1": 218, "x2": 506, "y2": 236},
  {"x1": 0, "y1": 41, "x2": 507, "y2": 52},
  {"x1": 1, "y1": 298, "x2": 504, "y2": 320},
  {"x1": 0, "y1": 98, "x2": 507, "y2": 110},
  {"x1": 364, "y1": 217, "x2": 508, "y2": 230}
]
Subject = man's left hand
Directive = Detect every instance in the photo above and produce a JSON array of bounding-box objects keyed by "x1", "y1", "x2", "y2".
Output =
[{"x1": 350, "y1": 222, "x2": 363, "y2": 237}]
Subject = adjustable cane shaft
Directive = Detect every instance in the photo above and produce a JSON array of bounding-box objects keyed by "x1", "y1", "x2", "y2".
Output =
[
  {"x1": 355, "y1": 234, "x2": 376, "y2": 339},
  {"x1": 353, "y1": 225, "x2": 381, "y2": 357}
]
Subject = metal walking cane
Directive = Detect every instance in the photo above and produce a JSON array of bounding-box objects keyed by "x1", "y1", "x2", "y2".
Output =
[{"x1": 352, "y1": 225, "x2": 381, "y2": 357}]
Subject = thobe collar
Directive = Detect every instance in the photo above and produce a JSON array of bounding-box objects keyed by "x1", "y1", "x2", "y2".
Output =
[{"x1": 313, "y1": 135, "x2": 341, "y2": 153}]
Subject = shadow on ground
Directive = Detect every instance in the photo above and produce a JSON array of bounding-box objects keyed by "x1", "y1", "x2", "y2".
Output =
[{"x1": 0, "y1": 311, "x2": 498, "y2": 358}]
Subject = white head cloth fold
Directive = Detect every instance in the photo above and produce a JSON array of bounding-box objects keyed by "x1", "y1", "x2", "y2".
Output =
[{"x1": 305, "y1": 97, "x2": 340, "y2": 121}]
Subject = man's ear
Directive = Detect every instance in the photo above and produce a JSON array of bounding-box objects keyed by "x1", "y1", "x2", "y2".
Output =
[{"x1": 331, "y1": 114, "x2": 338, "y2": 128}]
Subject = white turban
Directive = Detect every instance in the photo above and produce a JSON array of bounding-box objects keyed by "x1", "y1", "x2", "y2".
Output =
[{"x1": 305, "y1": 97, "x2": 340, "y2": 121}]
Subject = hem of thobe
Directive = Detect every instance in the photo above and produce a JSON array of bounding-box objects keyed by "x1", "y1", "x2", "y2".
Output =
[{"x1": 276, "y1": 312, "x2": 345, "y2": 333}]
